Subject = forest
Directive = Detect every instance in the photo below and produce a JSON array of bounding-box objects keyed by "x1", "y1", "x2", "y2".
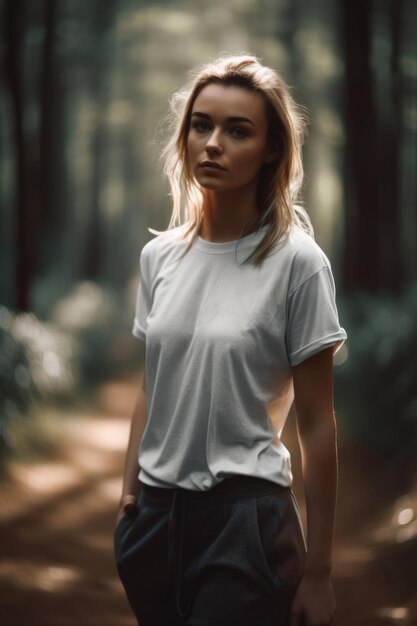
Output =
[{"x1": 0, "y1": 1, "x2": 416, "y2": 625}]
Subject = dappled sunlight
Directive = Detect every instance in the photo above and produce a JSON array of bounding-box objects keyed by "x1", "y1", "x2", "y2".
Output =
[
  {"x1": 376, "y1": 606, "x2": 411, "y2": 621},
  {"x1": 397, "y1": 508, "x2": 414, "y2": 525},
  {"x1": 71, "y1": 446, "x2": 118, "y2": 474},
  {"x1": 368, "y1": 491, "x2": 417, "y2": 544},
  {"x1": 394, "y1": 521, "x2": 417, "y2": 543},
  {"x1": 1, "y1": 412, "x2": 126, "y2": 532},
  {"x1": 97, "y1": 477, "x2": 124, "y2": 503},
  {"x1": 77, "y1": 418, "x2": 130, "y2": 452},
  {"x1": 0, "y1": 559, "x2": 83, "y2": 592},
  {"x1": 9, "y1": 461, "x2": 82, "y2": 494}
]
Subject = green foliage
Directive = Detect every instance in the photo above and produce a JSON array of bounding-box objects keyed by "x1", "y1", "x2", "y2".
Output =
[
  {"x1": 0, "y1": 309, "x2": 33, "y2": 452},
  {"x1": 335, "y1": 285, "x2": 417, "y2": 465},
  {"x1": 0, "y1": 304, "x2": 78, "y2": 456},
  {"x1": 0, "y1": 280, "x2": 142, "y2": 458},
  {"x1": 48, "y1": 280, "x2": 132, "y2": 386}
]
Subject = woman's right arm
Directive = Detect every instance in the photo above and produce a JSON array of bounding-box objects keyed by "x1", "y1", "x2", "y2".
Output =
[{"x1": 115, "y1": 367, "x2": 148, "y2": 526}]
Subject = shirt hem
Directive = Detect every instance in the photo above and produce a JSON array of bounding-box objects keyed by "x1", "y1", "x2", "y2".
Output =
[{"x1": 289, "y1": 331, "x2": 347, "y2": 366}]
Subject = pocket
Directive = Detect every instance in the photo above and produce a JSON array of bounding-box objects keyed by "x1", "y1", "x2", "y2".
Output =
[
  {"x1": 113, "y1": 512, "x2": 132, "y2": 549},
  {"x1": 113, "y1": 499, "x2": 141, "y2": 551},
  {"x1": 252, "y1": 494, "x2": 287, "y2": 594},
  {"x1": 114, "y1": 511, "x2": 130, "y2": 536},
  {"x1": 253, "y1": 490, "x2": 306, "y2": 596},
  {"x1": 270, "y1": 490, "x2": 306, "y2": 593}
]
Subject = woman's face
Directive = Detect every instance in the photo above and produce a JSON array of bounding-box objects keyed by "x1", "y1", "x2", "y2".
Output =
[{"x1": 187, "y1": 82, "x2": 275, "y2": 192}]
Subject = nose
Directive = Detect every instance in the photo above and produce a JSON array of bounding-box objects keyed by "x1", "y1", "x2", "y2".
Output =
[{"x1": 205, "y1": 128, "x2": 223, "y2": 153}]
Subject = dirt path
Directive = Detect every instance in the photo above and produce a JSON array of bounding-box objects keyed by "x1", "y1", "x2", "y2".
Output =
[{"x1": 0, "y1": 372, "x2": 416, "y2": 626}]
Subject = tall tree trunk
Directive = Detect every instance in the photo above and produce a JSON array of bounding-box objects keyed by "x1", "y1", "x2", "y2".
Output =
[
  {"x1": 38, "y1": 0, "x2": 68, "y2": 279},
  {"x1": 4, "y1": 0, "x2": 34, "y2": 311},
  {"x1": 378, "y1": 0, "x2": 402, "y2": 294},
  {"x1": 39, "y1": 0, "x2": 57, "y2": 273},
  {"x1": 399, "y1": 0, "x2": 417, "y2": 284},
  {"x1": 342, "y1": 0, "x2": 380, "y2": 293},
  {"x1": 83, "y1": 1, "x2": 116, "y2": 280}
]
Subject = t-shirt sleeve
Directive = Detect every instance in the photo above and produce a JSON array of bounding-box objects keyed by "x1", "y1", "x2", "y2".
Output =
[
  {"x1": 285, "y1": 264, "x2": 347, "y2": 367},
  {"x1": 132, "y1": 246, "x2": 152, "y2": 342}
]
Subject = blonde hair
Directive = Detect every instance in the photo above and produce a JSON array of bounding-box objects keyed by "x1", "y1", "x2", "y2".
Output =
[{"x1": 151, "y1": 52, "x2": 314, "y2": 266}]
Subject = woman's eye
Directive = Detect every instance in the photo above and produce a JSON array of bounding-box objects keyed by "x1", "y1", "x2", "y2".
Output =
[
  {"x1": 230, "y1": 127, "x2": 247, "y2": 138},
  {"x1": 193, "y1": 123, "x2": 210, "y2": 133},
  {"x1": 191, "y1": 123, "x2": 247, "y2": 138}
]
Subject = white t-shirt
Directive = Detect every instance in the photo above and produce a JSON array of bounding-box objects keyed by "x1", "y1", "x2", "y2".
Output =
[{"x1": 132, "y1": 222, "x2": 347, "y2": 490}]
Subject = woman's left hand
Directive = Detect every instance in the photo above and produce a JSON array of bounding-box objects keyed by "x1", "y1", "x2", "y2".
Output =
[{"x1": 289, "y1": 573, "x2": 337, "y2": 626}]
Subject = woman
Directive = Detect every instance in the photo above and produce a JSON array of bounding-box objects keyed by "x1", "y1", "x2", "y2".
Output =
[{"x1": 113, "y1": 53, "x2": 347, "y2": 626}]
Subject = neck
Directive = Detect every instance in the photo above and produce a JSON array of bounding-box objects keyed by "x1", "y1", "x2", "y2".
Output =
[{"x1": 199, "y1": 181, "x2": 261, "y2": 243}]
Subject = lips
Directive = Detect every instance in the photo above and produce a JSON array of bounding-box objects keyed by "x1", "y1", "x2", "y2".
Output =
[{"x1": 200, "y1": 161, "x2": 226, "y2": 170}]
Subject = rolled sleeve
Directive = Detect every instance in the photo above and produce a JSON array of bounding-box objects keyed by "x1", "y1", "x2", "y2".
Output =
[{"x1": 285, "y1": 266, "x2": 347, "y2": 367}]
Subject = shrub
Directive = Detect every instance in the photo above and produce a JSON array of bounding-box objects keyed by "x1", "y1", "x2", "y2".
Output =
[{"x1": 334, "y1": 284, "x2": 417, "y2": 470}]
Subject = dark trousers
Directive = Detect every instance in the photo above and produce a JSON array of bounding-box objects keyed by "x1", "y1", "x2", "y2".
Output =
[{"x1": 114, "y1": 475, "x2": 307, "y2": 626}]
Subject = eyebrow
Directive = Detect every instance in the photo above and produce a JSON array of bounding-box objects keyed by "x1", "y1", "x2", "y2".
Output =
[{"x1": 191, "y1": 111, "x2": 255, "y2": 127}]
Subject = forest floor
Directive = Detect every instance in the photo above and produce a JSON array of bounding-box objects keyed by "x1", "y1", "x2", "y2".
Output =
[{"x1": 0, "y1": 370, "x2": 416, "y2": 626}]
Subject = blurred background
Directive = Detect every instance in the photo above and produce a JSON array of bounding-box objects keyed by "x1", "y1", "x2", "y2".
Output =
[{"x1": 1, "y1": 0, "x2": 416, "y2": 624}]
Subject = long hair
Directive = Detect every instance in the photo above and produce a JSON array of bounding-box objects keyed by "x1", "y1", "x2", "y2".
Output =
[{"x1": 152, "y1": 52, "x2": 314, "y2": 266}]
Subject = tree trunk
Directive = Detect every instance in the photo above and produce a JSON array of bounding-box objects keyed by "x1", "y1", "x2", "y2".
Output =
[
  {"x1": 341, "y1": 0, "x2": 380, "y2": 293},
  {"x1": 4, "y1": 0, "x2": 35, "y2": 311}
]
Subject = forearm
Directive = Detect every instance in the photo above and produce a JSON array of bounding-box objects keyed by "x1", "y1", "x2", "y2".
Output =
[
  {"x1": 297, "y1": 415, "x2": 338, "y2": 577},
  {"x1": 120, "y1": 370, "x2": 148, "y2": 502}
]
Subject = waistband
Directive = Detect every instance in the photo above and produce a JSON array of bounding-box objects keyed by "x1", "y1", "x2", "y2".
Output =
[{"x1": 140, "y1": 474, "x2": 290, "y2": 511}]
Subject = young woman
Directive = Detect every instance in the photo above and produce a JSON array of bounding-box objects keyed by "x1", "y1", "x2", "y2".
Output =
[{"x1": 113, "y1": 53, "x2": 347, "y2": 626}]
